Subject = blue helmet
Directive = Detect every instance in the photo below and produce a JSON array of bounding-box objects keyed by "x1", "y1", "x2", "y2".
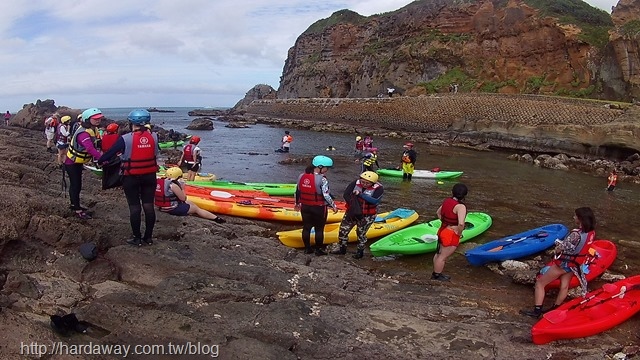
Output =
[
  {"x1": 81, "y1": 108, "x2": 102, "y2": 122},
  {"x1": 312, "y1": 155, "x2": 333, "y2": 168},
  {"x1": 127, "y1": 109, "x2": 151, "y2": 125}
]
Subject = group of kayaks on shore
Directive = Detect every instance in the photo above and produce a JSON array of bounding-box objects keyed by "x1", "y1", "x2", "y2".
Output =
[{"x1": 55, "y1": 110, "x2": 635, "y2": 346}]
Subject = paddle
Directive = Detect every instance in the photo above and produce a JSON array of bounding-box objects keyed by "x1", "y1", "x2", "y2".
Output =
[
  {"x1": 543, "y1": 283, "x2": 639, "y2": 324},
  {"x1": 209, "y1": 190, "x2": 288, "y2": 203},
  {"x1": 412, "y1": 234, "x2": 438, "y2": 244},
  {"x1": 487, "y1": 232, "x2": 549, "y2": 252}
]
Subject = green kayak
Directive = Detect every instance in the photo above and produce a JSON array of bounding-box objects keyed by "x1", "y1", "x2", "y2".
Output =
[
  {"x1": 158, "y1": 140, "x2": 185, "y2": 149},
  {"x1": 188, "y1": 180, "x2": 297, "y2": 196},
  {"x1": 377, "y1": 168, "x2": 463, "y2": 179},
  {"x1": 369, "y1": 212, "x2": 492, "y2": 257}
]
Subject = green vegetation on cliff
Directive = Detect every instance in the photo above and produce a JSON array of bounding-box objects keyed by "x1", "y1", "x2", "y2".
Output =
[{"x1": 303, "y1": 9, "x2": 366, "y2": 35}]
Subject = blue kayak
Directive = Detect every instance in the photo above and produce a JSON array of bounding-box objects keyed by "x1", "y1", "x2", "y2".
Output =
[{"x1": 464, "y1": 223, "x2": 569, "y2": 266}]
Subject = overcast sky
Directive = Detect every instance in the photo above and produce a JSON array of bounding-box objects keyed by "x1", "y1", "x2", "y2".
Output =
[{"x1": 0, "y1": 0, "x2": 619, "y2": 111}]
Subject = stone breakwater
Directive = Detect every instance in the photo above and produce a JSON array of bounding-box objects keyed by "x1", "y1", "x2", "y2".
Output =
[{"x1": 244, "y1": 93, "x2": 639, "y2": 157}]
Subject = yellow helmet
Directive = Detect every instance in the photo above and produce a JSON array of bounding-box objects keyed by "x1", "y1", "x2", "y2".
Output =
[
  {"x1": 60, "y1": 115, "x2": 71, "y2": 123},
  {"x1": 355, "y1": 136, "x2": 362, "y2": 141},
  {"x1": 165, "y1": 167, "x2": 183, "y2": 180},
  {"x1": 360, "y1": 171, "x2": 378, "y2": 183}
]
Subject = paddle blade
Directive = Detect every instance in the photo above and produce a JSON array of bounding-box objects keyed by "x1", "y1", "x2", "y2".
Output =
[
  {"x1": 543, "y1": 309, "x2": 567, "y2": 324},
  {"x1": 210, "y1": 190, "x2": 233, "y2": 199}
]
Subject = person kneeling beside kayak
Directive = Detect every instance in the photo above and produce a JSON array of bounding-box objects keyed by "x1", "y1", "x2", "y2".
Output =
[{"x1": 155, "y1": 167, "x2": 226, "y2": 223}]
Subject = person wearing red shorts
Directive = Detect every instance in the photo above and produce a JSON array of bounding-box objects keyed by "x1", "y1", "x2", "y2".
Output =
[{"x1": 432, "y1": 183, "x2": 468, "y2": 281}]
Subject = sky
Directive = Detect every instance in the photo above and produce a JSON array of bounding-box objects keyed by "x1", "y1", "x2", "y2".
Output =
[{"x1": 0, "y1": 0, "x2": 619, "y2": 111}]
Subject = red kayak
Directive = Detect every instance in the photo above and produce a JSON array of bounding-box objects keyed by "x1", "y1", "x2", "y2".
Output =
[
  {"x1": 543, "y1": 240, "x2": 617, "y2": 290},
  {"x1": 532, "y1": 275, "x2": 640, "y2": 344}
]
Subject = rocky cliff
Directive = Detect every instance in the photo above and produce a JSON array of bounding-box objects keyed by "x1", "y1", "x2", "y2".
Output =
[{"x1": 278, "y1": 0, "x2": 640, "y2": 102}]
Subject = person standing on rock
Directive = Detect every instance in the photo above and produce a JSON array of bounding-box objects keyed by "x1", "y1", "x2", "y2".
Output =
[
  {"x1": 399, "y1": 142, "x2": 417, "y2": 181},
  {"x1": 607, "y1": 169, "x2": 618, "y2": 192},
  {"x1": 44, "y1": 113, "x2": 59, "y2": 153},
  {"x1": 332, "y1": 171, "x2": 384, "y2": 259},
  {"x1": 520, "y1": 207, "x2": 596, "y2": 318},
  {"x1": 55, "y1": 115, "x2": 71, "y2": 167},
  {"x1": 294, "y1": 155, "x2": 338, "y2": 256},
  {"x1": 432, "y1": 183, "x2": 468, "y2": 281},
  {"x1": 178, "y1": 136, "x2": 201, "y2": 181},
  {"x1": 99, "y1": 109, "x2": 160, "y2": 246},
  {"x1": 4, "y1": 111, "x2": 10, "y2": 126},
  {"x1": 65, "y1": 108, "x2": 103, "y2": 220}
]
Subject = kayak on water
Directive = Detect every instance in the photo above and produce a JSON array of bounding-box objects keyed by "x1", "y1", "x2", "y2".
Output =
[
  {"x1": 158, "y1": 140, "x2": 185, "y2": 149},
  {"x1": 532, "y1": 274, "x2": 640, "y2": 345},
  {"x1": 464, "y1": 223, "x2": 569, "y2": 266},
  {"x1": 276, "y1": 208, "x2": 419, "y2": 248},
  {"x1": 377, "y1": 168, "x2": 463, "y2": 179},
  {"x1": 369, "y1": 212, "x2": 492, "y2": 257}
]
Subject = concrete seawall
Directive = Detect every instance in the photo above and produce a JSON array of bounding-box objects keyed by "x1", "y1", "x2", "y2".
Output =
[{"x1": 244, "y1": 93, "x2": 638, "y2": 157}]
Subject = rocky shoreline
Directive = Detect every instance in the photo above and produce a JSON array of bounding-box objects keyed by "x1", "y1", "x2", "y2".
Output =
[{"x1": 0, "y1": 117, "x2": 637, "y2": 359}]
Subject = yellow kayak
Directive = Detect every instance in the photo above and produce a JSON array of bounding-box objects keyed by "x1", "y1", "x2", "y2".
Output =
[
  {"x1": 156, "y1": 168, "x2": 216, "y2": 182},
  {"x1": 276, "y1": 208, "x2": 419, "y2": 248},
  {"x1": 188, "y1": 195, "x2": 345, "y2": 223}
]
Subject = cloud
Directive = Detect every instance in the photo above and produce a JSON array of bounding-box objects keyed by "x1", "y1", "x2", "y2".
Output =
[{"x1": 0, "y1": 0, "x2": 619, "y2": 110}]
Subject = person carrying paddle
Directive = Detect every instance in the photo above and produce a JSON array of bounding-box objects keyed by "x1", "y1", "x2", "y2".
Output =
[
  {"x1": 155, "y1": 167, "x2": 226, "y2": 223},
  {"x1": 520, "y1": 207, "x2": 597, "y2": 318},
  {"x1": 432, "y1": 183, "x2": 468, "y2": 281},
  {"x1": 399, "y1": 142, "x2": 417, "y2": 181},
  {"x1": 332, "y1": 171, "x2": 384, "y2": 259},
  {"x1": 294, "y1": 155, "x2": 338, "y2": 256}
]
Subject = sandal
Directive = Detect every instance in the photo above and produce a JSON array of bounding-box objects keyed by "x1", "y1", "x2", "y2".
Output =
[{"x1": 75, "y1": 211, "x2": 92, "y2": 220}]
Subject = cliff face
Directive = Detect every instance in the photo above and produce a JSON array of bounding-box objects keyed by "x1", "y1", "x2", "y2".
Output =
[{"x1": 278, "y1": 0, "x2": 640, "y2": 101}]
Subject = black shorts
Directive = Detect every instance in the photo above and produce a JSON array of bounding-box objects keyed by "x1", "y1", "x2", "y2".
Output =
[
  {"x1": 56, "y1": 143, "x2": 69, "y2": 150},
  {"x1": 186, "y1": 162, "x2": 200, "y2": 172}
]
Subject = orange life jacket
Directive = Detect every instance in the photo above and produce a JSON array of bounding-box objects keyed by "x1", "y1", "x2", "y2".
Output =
[
  {"x1": 120, "y1": 130, "x2": 159, "y2": 175},
  {"x1": 608, "y1": 174, "x2": 617, "y2": 186},
  {"x1": 297, "y1": 173, "x2": 325, "y2": 206},
  {"x1": 286, "y1": 134, "x2": 293, "y2": 143}
]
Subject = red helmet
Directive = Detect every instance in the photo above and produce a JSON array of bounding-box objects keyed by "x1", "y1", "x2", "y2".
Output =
[
  {"x1": 106, "y1": 123, "x2": 119, "y2": 134},
  {"x1": 190, "y1": 136, "x2": 201, "y2": 144},
  {"x1": 404, "y1": 142, "x2": 414, "y2": 147}
]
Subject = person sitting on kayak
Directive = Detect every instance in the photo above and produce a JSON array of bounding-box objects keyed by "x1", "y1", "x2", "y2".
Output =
[
  {"x1": 520, "y1": 207, "x2": 596, "y2": 318},
  {"x1": 178, "y1": 136, "x2": 202, "y2": 181},
  {"x1": 332, "y1": 171, "x2": 384, "y2": 259},
  {"x1": 399, "y1": 142, "x2": 417, "y2": 181},
  {"x1": 432, "y1": 183, "x2": 468, "y2": 282},
  {"x1": 360, "y1": 147, "x2": 379, "y2": 173},
  {"x1": 155, "y1": 167, "x2": 226, "y2": 223}
]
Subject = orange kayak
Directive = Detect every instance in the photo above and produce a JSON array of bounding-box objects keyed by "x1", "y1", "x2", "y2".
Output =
[{"x1": 187, "y1": 194, "x2": 346, "y2": 222}]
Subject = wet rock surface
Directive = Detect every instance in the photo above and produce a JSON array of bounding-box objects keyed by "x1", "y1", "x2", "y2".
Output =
[{"x1": 0, "y1": 126, "x2": 634, "y2": 359}]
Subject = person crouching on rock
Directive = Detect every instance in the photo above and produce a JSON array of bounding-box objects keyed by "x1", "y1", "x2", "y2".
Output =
[
  {"x1": 65, "y1": 108, "x2": 103, "y2": 220},
  {"x1": 332, "y1": 171, "x2": 384, "y2": 259},
  {"x1": 294, "y1": 155, "x2": 338, "y2": 256},
  {"x1": 520, "y1": 207, "x2": 596, "y2": 318},
  {"x1": 178, "y1": 136, "x2": 202, "y2": 181},
  {"x1": 432, "y1": 183, "x2": 468, "y2": 282},
  {"x1": 155, "y1": 167, "x2": 226, "y2": 223},
  {"x1": 99, "y1": 109, "x2": 161, "y2": 246}
]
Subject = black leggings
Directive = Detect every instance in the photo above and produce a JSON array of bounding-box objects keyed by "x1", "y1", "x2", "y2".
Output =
[
  {"x1": 122, "y1": 173, "x2": 157, "y2": 240},
  {"x1": 301, "y1": 204, "x2": 328, "y2": 249},
  {"x1": 64, "y1": 163, "x2": 84, "y2": 210}
]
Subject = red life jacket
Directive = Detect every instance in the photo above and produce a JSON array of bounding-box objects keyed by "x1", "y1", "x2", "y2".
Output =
[
  {"x1": 55, "y1": 124, "x2": 69, "y2": 144},
  {"x1": 355, "y1": 140, "x2": 364, "y2": 151},
  {"x1": 439, "y1": 197, "x2": 461, "y2": 228},
  {"x1": 154, "y1": 178, "x2": 179, "y2": 209},
  {"x1": 297, "y1": 173, "x2": 325, "y2": 206},
  {"x1": 182, "y1": 144, "x2": 195, "y2": 162},
  {"x1": 120, "y1": 130, "x2": 159, "y2": 175},
  {"x1": 101, "y1": 133, "x2": 119, "y2": 152},
  {"x1": 557, "y1": 230, "x2": 596, "y2": 266},
  {"x1": 354, "y1": 180, "x2": 382, "y2": 215}
]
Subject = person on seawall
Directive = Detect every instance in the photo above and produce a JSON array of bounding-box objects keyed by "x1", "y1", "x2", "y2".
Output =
[
  {"x1": 177, "y1": 136, "x2": 202, "y2": 181},
  {"x1": 294, "y1": 155, "x2": 339, "y2": 256},
  {"x1": 360, "y1": 147, "x2": 379, "y2": 173},
  {"x1": 55, "y1": 116, "x2": 71, "y2": 167},
  {"x1": 399, "y1": 142, "x2": 417, "y2": 181},
  {"x1": 607, "y1": 169, "x2": 618, "y2": 192},
  {"x1": 432, "y1": 183, "x2": 469, "y2": 282},
  {"x1": 155, "y1": 167, "x2": 226, "y2": 223},
  {"x1": 44, "y1": 113, "x2": 59, "y2": 153},
  {"x1": 98, "y1": 109, "x2": 159, "y2": 246},
  {"x1": 4, "y1": 111, "x2": 11, "y2": 126},
  {"x1": 65, "y1": 108, "x2": 103, "y2": 220},
  {"x1": 520, "y1": 207, "x2": 597, "y2": 318},
  {"x1": 279, "y1": 130, "x2": 293, "y2": 153},
  {"x1": 332, "y1": 171, "x2": 384, "y2": 259},
  {"x1": 354, "y1": 136, "x2": 365, "y2": 160}
]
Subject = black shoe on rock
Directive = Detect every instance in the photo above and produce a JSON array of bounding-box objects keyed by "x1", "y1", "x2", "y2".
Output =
[
  {"x1": 352, "y1": 249, "x2": 364, "y2": 259},
  {"x1": 141, "y1": 238, "x2": 153, "y2": 245},
  {"x1": 331, "y1": 246, "x2": 347, "y2": 255},
  {"x1": 127, "y1": 237, "x2": 142, "y2": 246},
  {"x1": 304, "y1": 247, "x2": 314, "y2": 254},
  {"x1": 519, "y1": 306, "x2": 543, "y2": 318},
  {"x1": 431, "y1": 272, "x2": 451, "y2": 281},
  {"x1": 315, "y1": 248, "x2": 327, "y2": 256}
]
